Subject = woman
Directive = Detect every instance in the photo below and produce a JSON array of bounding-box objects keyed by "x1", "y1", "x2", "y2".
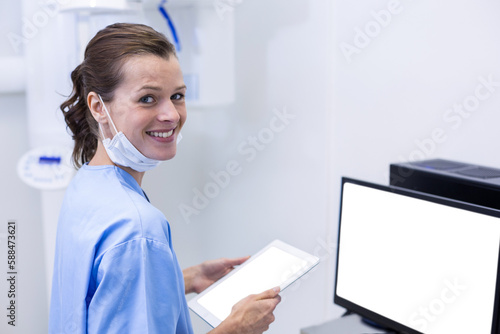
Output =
[{"x1": 49, "y1": 23, "x2": 280, "y2": 334}]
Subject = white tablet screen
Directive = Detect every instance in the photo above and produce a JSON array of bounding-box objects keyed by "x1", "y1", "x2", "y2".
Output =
[{"x1": 197, "y1": 246, "x2": 309, "y2": 322}]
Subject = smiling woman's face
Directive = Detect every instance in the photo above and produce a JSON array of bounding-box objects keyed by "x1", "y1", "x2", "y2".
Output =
[{"x1": 103, "y1": 54, "x2": 187, "y2": 162}]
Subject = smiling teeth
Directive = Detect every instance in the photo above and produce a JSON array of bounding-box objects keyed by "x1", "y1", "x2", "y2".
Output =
[{"x1": 148, "y1": 130, "x2": 173, "y2": 138}]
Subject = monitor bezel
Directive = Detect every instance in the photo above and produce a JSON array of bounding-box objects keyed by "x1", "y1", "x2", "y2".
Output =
[{"x1": 333, "y1": 177, "x2": 500, "y2": 334}]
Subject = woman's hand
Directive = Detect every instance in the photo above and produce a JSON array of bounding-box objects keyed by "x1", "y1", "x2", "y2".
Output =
[
  {"x1": 183, "y1": 256, "x2": 250, "y2": 294},
  {"x1": 209, "y1": 287, "x2": 281, "y2": 334}
]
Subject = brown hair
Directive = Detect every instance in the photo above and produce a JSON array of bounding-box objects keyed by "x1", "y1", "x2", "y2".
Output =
[{"x1": 61, "y1": 23, "x2": 176, "y2": 168}]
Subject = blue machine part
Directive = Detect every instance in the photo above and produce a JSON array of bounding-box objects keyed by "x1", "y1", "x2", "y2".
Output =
[{"x1": 158, "y1": 0, "x2": 181, "y2": 52}]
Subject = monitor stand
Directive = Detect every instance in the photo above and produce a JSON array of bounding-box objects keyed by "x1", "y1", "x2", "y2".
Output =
[{"x1": 300, "y1": 313, "x2": 393, "y2": 334}]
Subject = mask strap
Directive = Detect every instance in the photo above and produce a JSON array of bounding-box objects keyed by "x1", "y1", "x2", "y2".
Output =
[
  {"x1": 98, "y1": 123, "x2": 107, "y2": 142},
  {"x1": 97, "y1": 94, "x2": 119, "y2": 136}
]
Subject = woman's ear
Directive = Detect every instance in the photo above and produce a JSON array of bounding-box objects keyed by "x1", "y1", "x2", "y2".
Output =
[
  {"x1": 88, "y1": 92, "x2": 116, "y2": 140},
  {"x1": 87, "y1": 92, "x2": 107, "y2": 123}
]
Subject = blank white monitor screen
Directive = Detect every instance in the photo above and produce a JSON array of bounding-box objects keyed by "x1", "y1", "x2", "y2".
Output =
[{"x1": 335, "y1": 179, "x2": 500, "y2": 334}]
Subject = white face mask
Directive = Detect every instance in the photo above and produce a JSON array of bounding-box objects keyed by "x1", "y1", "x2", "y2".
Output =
[{"x1": 97, "y1": 94, "x2": 162, "y2": 172}]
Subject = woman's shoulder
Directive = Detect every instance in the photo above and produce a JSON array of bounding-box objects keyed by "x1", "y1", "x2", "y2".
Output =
[
  {"x1": 60, "y1": 164, "x2": 170, "y2": 245},
  {"x1": 67, "y1": 164, "x2": 142, "y2": 203}
]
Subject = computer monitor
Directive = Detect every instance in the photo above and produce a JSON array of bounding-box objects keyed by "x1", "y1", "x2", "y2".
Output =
[{"x1": 334, "y1": 177, "x2": 500, "y2": 334}]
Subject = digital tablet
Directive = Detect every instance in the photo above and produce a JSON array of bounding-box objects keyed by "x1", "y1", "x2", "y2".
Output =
[{"x1": 188, "y1": 239, "x2": 320, "y2": 328}]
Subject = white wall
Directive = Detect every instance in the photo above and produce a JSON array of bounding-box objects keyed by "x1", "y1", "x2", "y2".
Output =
[{"x1": 332, "y1": 0, "x2": 500, "y2": 184}]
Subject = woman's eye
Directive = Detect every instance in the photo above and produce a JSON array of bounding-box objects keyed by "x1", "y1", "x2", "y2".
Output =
[
  {"x1": 171, "y1": 93, "x2": 185, "y2": 101},
  {"x1": 139, "y1": 96, "x2": 154, "y2": 103}
]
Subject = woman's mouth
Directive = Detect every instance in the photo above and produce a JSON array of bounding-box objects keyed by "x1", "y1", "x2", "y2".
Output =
[{"x1": 146, "y1": 129, "x2": 174, "y2": 138}]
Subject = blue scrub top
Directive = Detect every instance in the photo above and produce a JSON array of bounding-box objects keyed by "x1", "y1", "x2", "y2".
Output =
[{"x1": 49, "y1": 164, "x2": 193, "y2": 334}]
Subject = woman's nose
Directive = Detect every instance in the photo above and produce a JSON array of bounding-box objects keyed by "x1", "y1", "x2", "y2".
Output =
[{"x1": 157, "y1": 100, "x2": 180, "y2": 123}]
